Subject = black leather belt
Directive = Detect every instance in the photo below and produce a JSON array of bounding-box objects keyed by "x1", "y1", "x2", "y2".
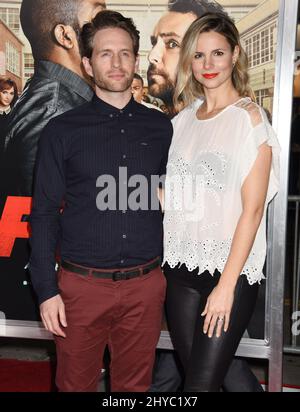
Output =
[{"x1": 61, "y1": 258, "x2": 160, "y2": 281}]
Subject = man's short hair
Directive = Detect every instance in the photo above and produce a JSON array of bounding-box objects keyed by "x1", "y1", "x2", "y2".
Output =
[
  {"x1": 20, "y1": 0, "x2": 82, "y2": 60},
  {"x1": 80, "y1": 10, "x2": 140, "y2": 58},
  {"x1": 133, "y1": 73, "x2": 144, "y2": 87},
  {"x1": 168, "y1": 0, "x2": 226, "y2": 17}
]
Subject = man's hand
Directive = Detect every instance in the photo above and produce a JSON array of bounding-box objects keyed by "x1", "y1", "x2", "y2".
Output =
[{"x1": 40, "y1": 295, "x2": 67, "y2": 338}]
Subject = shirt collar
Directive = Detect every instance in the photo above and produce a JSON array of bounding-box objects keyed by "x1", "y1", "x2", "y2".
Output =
[
  {"x1": 0, "y1": 106, "x2": 11, "y2": 115},
  {"x1": 35, "y1": 60, "x2": 94, "y2": 101},
  {"x1": 92, "y1": 94, "x2": 138, "y2": 117}
]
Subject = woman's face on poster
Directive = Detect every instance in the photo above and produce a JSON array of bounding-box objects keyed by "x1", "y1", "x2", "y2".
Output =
[{"x1": 0, "y1": 87, "x2": 15, "y2": 108}]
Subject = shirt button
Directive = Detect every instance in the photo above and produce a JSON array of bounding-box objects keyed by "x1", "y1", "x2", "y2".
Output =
[
  {"x1": 129, "y1": 113, "x2": 133, "y2": 117},
  {"x1": 121, "y1": 259, "x2": 125, "y2": 264},
  {"x1": 121, "y1": 129, "x2": 125, "y2": 134},
  {"x1": 109, "y1": 114, "x2": 113, "y2": 118},
  {"x1": 123, "y1": 154, "x2": 127, "y2": 159},
  {"x1": 120, "y1": 110, "x2": 123, "y2": 114},
  {"x1": 122, "y1": 234, "x2": 127, "y2": 239}
]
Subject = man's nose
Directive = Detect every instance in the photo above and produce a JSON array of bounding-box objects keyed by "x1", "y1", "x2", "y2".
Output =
[
  {"x1": 112, "y1": 54, "x2": 121, "y2": 68},
  {"x1": 148, "y1": 40, "x2": 163, "y2": 65}
]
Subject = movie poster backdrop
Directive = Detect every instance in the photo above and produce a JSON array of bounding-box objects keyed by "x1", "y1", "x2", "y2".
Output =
[{"x1": 0, "y1": 0, "x2": 278, "y2": 332}]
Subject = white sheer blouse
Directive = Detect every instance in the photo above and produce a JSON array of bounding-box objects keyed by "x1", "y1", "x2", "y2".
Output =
[{"x1": 163, "y1": 97, "x2": 280, "y2": 285}]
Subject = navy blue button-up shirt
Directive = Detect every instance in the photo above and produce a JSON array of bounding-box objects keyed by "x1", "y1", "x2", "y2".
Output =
[{"x1": 30, "y1": 95, "x2": 173, "y2": 304}]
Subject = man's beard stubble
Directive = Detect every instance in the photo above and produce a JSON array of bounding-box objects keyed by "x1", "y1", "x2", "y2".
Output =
[
  {"x1": 94, "y1": 72, "x2": 134, "y2": 94},
  {"x1": 147, "y1": 64, "x2": 175, "y2": 110}
]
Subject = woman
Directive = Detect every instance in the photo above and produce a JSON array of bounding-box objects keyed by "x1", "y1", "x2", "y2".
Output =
[
  {"x1": 0, "y1": 78, "x2": 18, "y2": 122},
  {"x1": 163, "y1": 13, "x2": 280, "y2": 392},
  {"x1": 0, "y1": 78, "x2": 18, "y2": 154}
]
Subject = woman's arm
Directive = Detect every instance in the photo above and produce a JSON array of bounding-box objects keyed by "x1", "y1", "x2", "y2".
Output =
[
  {"x1": 202, "y1": 143, "x2": 272, "y2": 338},
  {"x1": 157, "y1": 188, "x2": 165, "y2": 212}
]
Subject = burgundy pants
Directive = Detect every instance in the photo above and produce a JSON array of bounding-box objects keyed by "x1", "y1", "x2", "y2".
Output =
[{"x1": 54, "y1": 258, "x2": 166, "y2": 392}]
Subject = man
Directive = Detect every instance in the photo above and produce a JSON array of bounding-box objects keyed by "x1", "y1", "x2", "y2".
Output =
[
  {"x1": 0, "y1": 0, "x2": 106, "y2": 321},
  {"x1": 1, "y1": 0, "x2": 106, "y2": 197},
  {"x1": 148, "y1": 0, "x2": 264, "y2": 393},
  {"x1": 30, "y1": 10, "x2": 173, "y2": 392},
  {"x1": 147, "y1": 0, "x2": 224, "y2": 118},
  {"x1": 131, "y1": 73, "x2": 162, "y2": 111}
]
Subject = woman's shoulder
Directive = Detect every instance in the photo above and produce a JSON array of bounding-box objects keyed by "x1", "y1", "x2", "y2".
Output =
[
  {"x1": 172, "y1": 98, "x2": 204, "y2": 125},
  {"x1": 233, "y1": 97, "x2": 270, "y2": 128}
]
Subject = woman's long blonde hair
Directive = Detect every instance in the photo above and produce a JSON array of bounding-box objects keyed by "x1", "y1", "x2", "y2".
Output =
[{"x1": 174, "y1": 12, "x2": 255, "y2": 111}]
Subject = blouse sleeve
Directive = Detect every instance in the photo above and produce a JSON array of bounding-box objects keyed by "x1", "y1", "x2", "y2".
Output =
[{"x1": 240, "y1": 108, "x2": 281, "y2": 204}]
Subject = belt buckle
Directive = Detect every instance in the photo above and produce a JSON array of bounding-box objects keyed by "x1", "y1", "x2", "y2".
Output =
[{"x1": 112, "y1": 271, "x2": 124, "y2": 281}]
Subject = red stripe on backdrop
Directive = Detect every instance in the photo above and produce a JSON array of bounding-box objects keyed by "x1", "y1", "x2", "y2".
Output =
[{"x1": 0, "y1": 197, "x2": 31, "y2": 257}]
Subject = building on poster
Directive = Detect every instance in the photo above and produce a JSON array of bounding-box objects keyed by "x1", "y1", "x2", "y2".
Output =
[
  {"x1": 236, "y1": 0, "x2": 279, "y2": 113},
  {"x1": 0, "y1": 0, "x2": 33, "y2": 86},
  {"x1": 0, "y1": 17, "x2": 23, "y2": 91}
]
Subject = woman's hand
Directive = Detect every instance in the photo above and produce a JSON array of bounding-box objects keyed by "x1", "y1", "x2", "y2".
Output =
[{"x1": 201, "y1": 284, "x2": 235, "y2": 338}]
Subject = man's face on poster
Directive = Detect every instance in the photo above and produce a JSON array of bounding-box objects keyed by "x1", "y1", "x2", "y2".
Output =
[
  {"x1": 147, "y1": 11, "x2": 196, "y2": 105},
  {"x1": 72, "y1": 0, "x2": 106, "y2": 72},
  {"x1": 77, "y1": 0, "x2": 106, "y2": 28}
]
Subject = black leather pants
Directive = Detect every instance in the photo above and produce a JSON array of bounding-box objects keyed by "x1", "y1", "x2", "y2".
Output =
[{"x1": 164, "y1": 263, "x2": 259, "y2": 392}]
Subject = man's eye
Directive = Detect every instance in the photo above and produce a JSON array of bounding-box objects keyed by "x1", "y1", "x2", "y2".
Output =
[{"x1": 166, "y1": 40, "x2": 179, "y2": 49}]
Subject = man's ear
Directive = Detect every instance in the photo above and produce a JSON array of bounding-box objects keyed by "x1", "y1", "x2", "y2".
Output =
[
  {"x1": 54, "y1": 24, "x2": 76, "y2": 49},
  {"x1": 82, "y1": 56, "x2": 94, "y2": 78}
]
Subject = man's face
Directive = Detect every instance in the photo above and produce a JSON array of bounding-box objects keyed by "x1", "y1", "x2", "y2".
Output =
[
  {"x1": 83, "y1": 27, "x2": 138, "y2": 95},
  {"x1": 77, "y1": 0, "x2": 106, "y2": 28},
  {"x1": 131, "y1": 78, "x2": 144, "y2": 103},
  {"x1": 147, "y1": 11, "x2": 196, "y2": 105}
]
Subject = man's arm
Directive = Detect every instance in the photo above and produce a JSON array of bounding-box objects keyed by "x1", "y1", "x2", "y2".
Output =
[
  {"x1": 29, "y1": 119, "x2": 67, "y2": 337},
  {"x1": 4, "y1": 105, "x2": 58, "y2": 196}
]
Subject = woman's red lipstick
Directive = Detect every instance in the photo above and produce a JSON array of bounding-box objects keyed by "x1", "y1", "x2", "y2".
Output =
[{"x1": 203, "y1": 73, "x2": 219, "y2": 79}]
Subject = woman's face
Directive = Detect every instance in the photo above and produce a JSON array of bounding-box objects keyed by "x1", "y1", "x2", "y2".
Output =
[
  {"x1": 191, "y1": 31, "x2": 239, "y2": 92},
  {"x1": 0, "y1": 87, "x2": 15, "y2": 108}
]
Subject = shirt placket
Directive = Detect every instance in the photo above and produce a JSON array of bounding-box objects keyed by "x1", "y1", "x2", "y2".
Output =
[{"x1": 119, "y1": 109, "x2": 130, "y2": 267}]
